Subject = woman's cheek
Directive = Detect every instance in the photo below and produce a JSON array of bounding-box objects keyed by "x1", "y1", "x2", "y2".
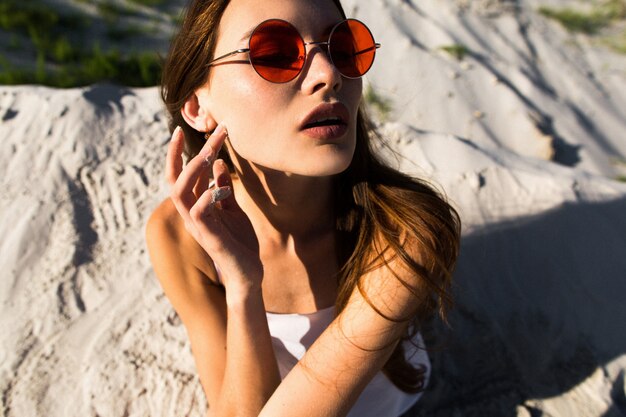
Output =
[
  {"x1": 217, "y1": 86, "x2": 289, "y2": 149},
  {"x1": 215, "y1": 80, "x2": 274, "y2": 131}
]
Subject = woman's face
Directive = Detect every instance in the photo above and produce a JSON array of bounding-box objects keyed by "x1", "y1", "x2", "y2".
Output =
[{"x1": 198, "y1": 0, "x2": 363, "y2": 177}]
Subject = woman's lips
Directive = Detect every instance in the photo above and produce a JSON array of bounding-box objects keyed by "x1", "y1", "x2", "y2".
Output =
[
  {"x1": 299, "y1": 102, "x2": 350, "y2": 139},
  {"x1": 301, "y1": 123, "x2": 348, "y2": 139}
]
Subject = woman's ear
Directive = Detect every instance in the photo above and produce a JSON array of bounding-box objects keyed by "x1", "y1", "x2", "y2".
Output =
[{"x1": 181, "y1": 88, "x2": 217, "y2": 133}]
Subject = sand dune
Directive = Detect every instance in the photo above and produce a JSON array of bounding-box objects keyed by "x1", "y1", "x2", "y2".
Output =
[
  {"x1": 1, "y1": 0, "x2": 626, "y2": 416},
  {"x1": 347, "y1": 0, "x2": 626, "y2": 177}
]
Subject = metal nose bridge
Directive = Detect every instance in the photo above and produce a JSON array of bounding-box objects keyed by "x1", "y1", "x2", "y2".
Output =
[
  {"x1": 304, "y1": 41, "x2": 331, "y2": 47},
  {"x1": 303, "y1": 40, "x2": 331, "y2": 54},
  {"x1": 301, "y1": 41, "x2": 332, "y2": 62}
]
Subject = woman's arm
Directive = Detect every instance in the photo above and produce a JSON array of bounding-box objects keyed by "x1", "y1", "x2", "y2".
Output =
[
  {"x1": 217, "y1": 284, "x2": 281, "y2": 417},
  {"x1": 146, "y1": 203, "x2": 227, "y2": 407},
  {"x1": 260, "y1": 254, "x2": 419, "y2": 417},
  {"x1": 148, "y1": 125, "x2": 281, "y2": 417},
  {"x1": 146, "y1": 201, "x2": 281, "y2": 417}
]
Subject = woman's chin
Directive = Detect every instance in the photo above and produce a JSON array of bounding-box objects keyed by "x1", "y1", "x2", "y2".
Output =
[
  {"x1": 295, "y1": 156, "x2": 353, "y2": 177},
  {"x1": 239, "y1": 150, "x2": 354, "y2": 178}
]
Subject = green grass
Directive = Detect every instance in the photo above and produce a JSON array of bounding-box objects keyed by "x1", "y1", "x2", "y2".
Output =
[
  {"x1": 602, "y1": 31, "x2": 626, "y2": 53},
  {"x1": 364, "y1": 85, "x2": 392, "y2": 121},
  {"x1": 7, "y1": 34, "x2": 21, "y2": 51},
  {"x1": 0, "y1": 48, "x2": 162, "y2": 87},
  {"x1": 0, "y1": 56, "x2": 28, "y2": 84},
  {"x1": 539, "y1": 0, "x2": 626, "y2": 34},
  {"x1": 0, "y1": 1, "x2": 88, "y2": 34},
  {"x1": 538, "y1": 1, "x2": 626, "y2": 54},
  {"x1": 538, "y1": 7, "x2": 609, "y2": 34},
  {"x1": 97, "y1": 1, "x2": 141, "y2": 23},
  {"x1": 128, "y1": 0, "x2": 165, "y2": 6},
  {"x1": 0, "y1": 0, "x2": 86, "y2": 59},
  {"x1": 0, "y1": 1, "x2": 57, "y2": 32},
  {"x1": 106, "y1": 25, "x2": 157, "y2": 42},
  {"x1": 616, "y1": 175, "x2": 626, "y2": 182},
  {"x1": 0, "y1": 1, "x2": 85, "y2": 66},
  {"x1": 0, "y1": 0, "x2": 164, "y2": 87},
  {"x1": 440, "y1": 44, "x2": 470, "y2": 60},
  {"x1": 602, "y1": 0, "x2": 626, "y2": 19}
]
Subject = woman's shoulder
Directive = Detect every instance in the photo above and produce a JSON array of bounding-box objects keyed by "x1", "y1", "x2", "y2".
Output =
[
  {"x1": 147, "y1": 197, "x2": 180, "y2": 234},
  {"x1": 146, "y1": 198, "x2": 190, "y2": 252},
  {"x1": 145, "y1": 198, "x2": 218, "y2": 284},
  {"x1": 149, "y1": 195, "x2": 197, "y2": 230}
]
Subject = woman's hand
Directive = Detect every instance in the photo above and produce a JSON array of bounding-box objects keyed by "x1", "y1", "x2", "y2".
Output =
[{"x1": 165, "y1": 125, "x2": 263, "y2": 300}]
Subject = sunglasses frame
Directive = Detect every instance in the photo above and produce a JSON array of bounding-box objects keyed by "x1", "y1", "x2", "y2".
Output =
[{"x1": 206, "y1": 18, "x2": 381, "y2": 83}]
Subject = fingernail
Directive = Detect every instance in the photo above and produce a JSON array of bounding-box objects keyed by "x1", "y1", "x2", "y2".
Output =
[
  {"x1": 200, "y1": 140, "x2": 215, "y2": 164},
  {"x1": 211, "y1": 186, "x2": 232, "y2": 204},
  {"x1": 216, "y1": 123, "x2": 230, "y2": 136},
  {"x1": 172, "y1": 126, "x2": 181, "y2": 140}
]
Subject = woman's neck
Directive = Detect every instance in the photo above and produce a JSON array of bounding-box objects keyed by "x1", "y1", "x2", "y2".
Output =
[{"x1": 232, "y1": 163, "x2": 336, "y2": 246}]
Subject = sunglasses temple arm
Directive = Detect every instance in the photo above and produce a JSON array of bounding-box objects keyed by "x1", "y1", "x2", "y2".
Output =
[
  {"x1": 354, "y1": 43, "x2": 381, "y2": 57},
  {"x1": 207, "y1": 48, "x2": 251, "y2": 67}
]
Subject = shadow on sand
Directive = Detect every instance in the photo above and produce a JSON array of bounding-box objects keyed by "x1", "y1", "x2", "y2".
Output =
[{"x1": 403, "y1": 195, "x2": 626, "y2": 417}]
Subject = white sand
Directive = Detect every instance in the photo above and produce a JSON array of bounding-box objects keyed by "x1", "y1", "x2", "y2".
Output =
[
  {"x1": 348, "y1": 0, "x2": 626, "y2": 177},
  {"x1": 1, "y1": 1, "x2": 626, "y2": 416}
]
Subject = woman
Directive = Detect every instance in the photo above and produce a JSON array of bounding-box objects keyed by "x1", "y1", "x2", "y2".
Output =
[{"x1": 146, "y1": 0, "x2": 460, "y2": 416}]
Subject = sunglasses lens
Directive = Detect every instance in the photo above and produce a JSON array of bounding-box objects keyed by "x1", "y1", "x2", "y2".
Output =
[
  {"x1": 330, "y1": 20, "x2": 377, "y2": 78},
  {"x1": 249, "y1": 20, "x2": 305, "y2": 83}
]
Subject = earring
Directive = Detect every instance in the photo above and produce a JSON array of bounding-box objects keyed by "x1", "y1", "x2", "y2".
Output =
[{"x1": 204, "y1": 128, "x2": 229, "y2": 140}]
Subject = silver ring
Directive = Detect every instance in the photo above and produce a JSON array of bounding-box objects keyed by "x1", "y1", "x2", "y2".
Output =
[{"x1": 211, "y1": 187, "x2": 231, "y2": 204}]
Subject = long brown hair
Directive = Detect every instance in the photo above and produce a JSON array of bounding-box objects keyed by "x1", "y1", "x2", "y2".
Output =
[{"x1": 161, "y1": 0, "x2": 461, "y2": 394}]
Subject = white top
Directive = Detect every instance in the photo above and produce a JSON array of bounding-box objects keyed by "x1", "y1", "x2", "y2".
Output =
[
  {"x1": 266, "y1": 306, "x2": 430, "y2": 417},
  {"x1": 214, "y1": 267, "x2": 430, "y2": 416}
]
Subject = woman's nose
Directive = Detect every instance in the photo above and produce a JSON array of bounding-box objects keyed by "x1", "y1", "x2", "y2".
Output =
[{"x1": 299, "y1": 44, "x2": 343, "y2": 94}]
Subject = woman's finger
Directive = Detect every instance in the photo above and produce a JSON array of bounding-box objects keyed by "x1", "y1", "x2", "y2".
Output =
[
  {"x1": 213, "y1": 159, "x2": 237, "y2": 211},
  {"x1": 195, "y1": 125, "x2": 226, "y2": 194},
  {"x1": 165, "y1": 126, "x2": 185, "y2": 186},
  {"x1": 189, "y1": 186, "x2": 232, "y2": 224},
  {"x1": 172, "y1": 124, "x2": 228, "y2": 212},
  {"x1": 195, "y1": 171, "x2": 212, "y2": 198},
  {"x1": 199, "y1": 124, "x2": 228, "y2": 163}
]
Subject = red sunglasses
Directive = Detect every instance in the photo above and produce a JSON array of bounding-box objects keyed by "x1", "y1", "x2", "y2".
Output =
[{"x1": 207, "y1": 18, "x2": 381, "y2": 83}]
